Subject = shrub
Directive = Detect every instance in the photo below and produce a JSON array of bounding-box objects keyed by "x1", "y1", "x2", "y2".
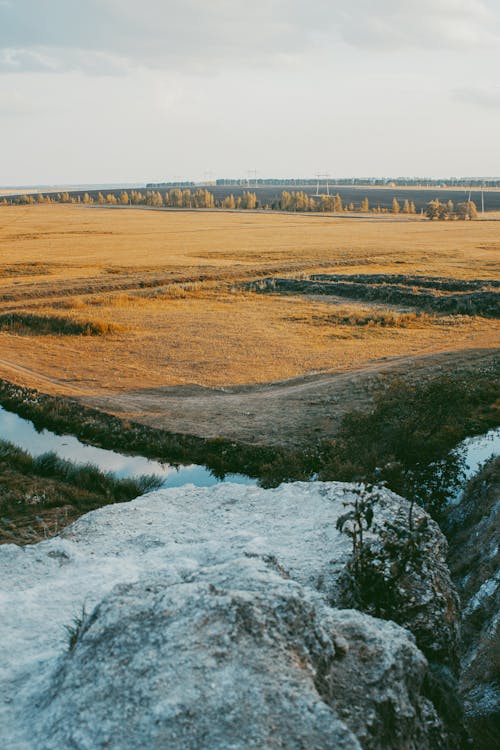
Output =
[{"x1": 0, "y1": 312, "x2": 121, "y2": 336}]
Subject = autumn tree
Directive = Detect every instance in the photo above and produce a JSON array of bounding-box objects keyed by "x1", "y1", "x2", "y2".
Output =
[
  {"x1": 360, "y1": 197, "x2": 369, "y2": 212},
  {"x1": 333, "y1": 193, "x2": 343, "y2": 212},
  {"x1": 222, "y1": 194, "x2": 236, "y2": 209},
  {"x1": 240, "y1": 191, "x2": 257, "y2": 209},
  {"x1": 319, "y1": 194, "x2": 335, "y2": 212},
  {"x1": 425, "y1": 199, "x2": 448, "y2": 220},
  {"x1": 456, "y1": 201, "x2": 478, "y2": 220},
  {"x1": 130, "y1": 191, "x2": 144, "y2": 205},
  {"x1": 280, "y1": 191, "x2": 292, "y2": 210},
  {"x1": 392, "y1": 197, "x2": 401, "y2": 214}
]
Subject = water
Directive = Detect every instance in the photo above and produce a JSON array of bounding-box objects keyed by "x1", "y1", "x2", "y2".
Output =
[
  {"x1": 448, "y1": 427, "x2": 500, "y2": 505},
  {"x1": 0, "y1": 405, "x2": 498, "y2": 495},
  {"x1": 0, "y1": 405, "x2": 255, "y2": 489},
  {"x1": 457, "y1": 428, "x2": 500, "y2": 481}
]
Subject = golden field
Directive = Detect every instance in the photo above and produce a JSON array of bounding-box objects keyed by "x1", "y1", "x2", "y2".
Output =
[{"x1": 0, "y1": 204, "x2": 498, "y2": 398}]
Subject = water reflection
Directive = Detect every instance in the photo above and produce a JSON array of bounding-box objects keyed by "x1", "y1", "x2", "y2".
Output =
[
  {"x1": 0, "y1": 406, "x2": 255, "y2": 489},
  {"x1": 0, "y1": 404, "x2": 498, "y2": 500},
  {"x1": 458, "y1": 428, "x2": 500, "y2": 481}
]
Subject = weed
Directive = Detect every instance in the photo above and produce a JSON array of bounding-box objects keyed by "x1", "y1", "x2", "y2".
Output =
[
  {"x1": 335, "y1": 483, "x2": 381, "y2": 574},
  {"x1": 64, "y1": 605, "x2": 88, "y2": 652}
]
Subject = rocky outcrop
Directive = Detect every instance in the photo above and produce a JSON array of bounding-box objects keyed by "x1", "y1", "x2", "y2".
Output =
[
  {"x1": 446, "y1": 457, "x2": 500, "y2": 749},
  {"x1": 34, "y1": 559, "x2": 447, "y2": 750},
  {"x1": 0, "y1": 481, "x2": 461, "y2": 749}
]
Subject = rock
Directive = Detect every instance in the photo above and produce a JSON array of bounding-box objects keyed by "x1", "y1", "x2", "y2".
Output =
[
  {"x1": 446, "y1": 457, "x2": 500, "y2": 750},
  {"x1": 335, "y1": 499, "x2": 461, "y2": 671},
  {"x1": 0, "y1": 481, "x2": 459, "y2": 748},
  {"x1": 34, "y1": 558, "x2": 447, "y2": 750}
]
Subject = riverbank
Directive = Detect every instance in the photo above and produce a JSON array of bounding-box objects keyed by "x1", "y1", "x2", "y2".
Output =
[{"x1": 1, "y1": 361, "x2": 498, "y2": 544}]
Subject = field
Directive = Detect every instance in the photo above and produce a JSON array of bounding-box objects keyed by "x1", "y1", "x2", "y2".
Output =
[
  {"x1": 0, "y1": 203, "x2": 498, "y2": 446},
  {"x1": 198, "y1": 185, "x2": 500, "y2": 213}
]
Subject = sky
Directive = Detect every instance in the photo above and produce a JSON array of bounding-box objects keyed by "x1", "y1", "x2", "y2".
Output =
[{"x1": 1, "y1": 0, "x2": 499, "y2": 185}]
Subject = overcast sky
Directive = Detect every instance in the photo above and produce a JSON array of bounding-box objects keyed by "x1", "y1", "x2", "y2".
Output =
[{"x1": 1, "y1": 0, "x2": 499, "y2": 185}]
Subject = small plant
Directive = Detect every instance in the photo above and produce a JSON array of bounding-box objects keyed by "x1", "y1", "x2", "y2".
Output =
[
  {"x1": 338, "y1": 490, "x2": 431, "y2": 622},
  {"x1": 336, "y1": 483, "x2": 382, "y2": 575},
  {"x1": 63, "y1": 604, "x2": 88, "y2": 652}
]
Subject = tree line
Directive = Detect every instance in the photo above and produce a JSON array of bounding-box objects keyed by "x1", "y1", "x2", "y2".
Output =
[
  {"x1": 2, "y1": 189, "x2": 418, "y2": 214},
  {"x1": 0, "y1": 190, "x2": 476, "y2": 218}
]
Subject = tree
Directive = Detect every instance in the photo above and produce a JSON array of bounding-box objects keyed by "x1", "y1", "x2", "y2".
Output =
[
  {"x1": 334, "y1": 193, "x2": 343, "y2": 212},
  {"x1": 402, "y1": 199, "x2": 410, "y2": 214},
  {"x1": 241, "y1": 191, "x2": 257, "y2": 210},
  {"x1": 222, "y1": 194, "x2": 236, "y2": 209},
  {"x1": 119, "y1": 191, "x2": 129, "y2": 205},
  {"x1": 360, "y1": 197, "x2": 369, "y2": 212},
  {"x1": 409, "y1": 201, "x2": 416, "y2": 214},
  {"x1": 392, "y1": 197, "x2": 401, "y2": 214},
  {"x1": 280, "y1": 191, "x2": 292, "y2": 210},
  {"x1": 456, "y1": 201, "x2": 478, "y2": 220},
  {"x1": 319, "y1": 194, "x2": 335, "y2": 212},
  {"x1": 425, "y1": 199, "x2": 448, "y2": 220},
  {"x1": 168, "y1": 189, "x2": 182, "y2": 207}
]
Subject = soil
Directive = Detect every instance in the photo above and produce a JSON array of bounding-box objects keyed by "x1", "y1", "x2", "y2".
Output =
[{"x1": 80, "y1": 347, "x2": 498, "y2": 448}]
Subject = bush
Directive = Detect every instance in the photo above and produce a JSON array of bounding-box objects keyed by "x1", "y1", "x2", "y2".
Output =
[{"x1": 0, "y1": 312, "x2": 120, "y2": 336}]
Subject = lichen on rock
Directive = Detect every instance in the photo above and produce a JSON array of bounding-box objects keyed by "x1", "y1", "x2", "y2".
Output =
[{"x1": 0, "y1": 481, "x2": 462, "y2": 749}]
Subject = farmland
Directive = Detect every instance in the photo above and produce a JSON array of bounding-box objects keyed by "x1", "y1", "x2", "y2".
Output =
[{"x1": 0, "y1": 203, "x2": 498, "y2": 447}]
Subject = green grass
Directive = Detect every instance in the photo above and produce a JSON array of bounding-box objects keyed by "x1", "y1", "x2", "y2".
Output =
[{"x1": 0, "y1": 440, "x2": 163, "y2": 501}]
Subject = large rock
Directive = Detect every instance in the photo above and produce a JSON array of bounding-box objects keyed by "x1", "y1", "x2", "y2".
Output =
[
  {"x1": 0, "y1": 481, "x2": 458, "y2": 749},
  {"x1": 446, "y1": 457, "x2": 500, "y2": 750},
  {"x1": 34, "y1": 559, "x2": 446, "y2": 750}
]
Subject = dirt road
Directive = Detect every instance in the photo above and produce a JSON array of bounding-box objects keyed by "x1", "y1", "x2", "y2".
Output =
[{"x1": 81, "y1": 347, "x2": 498, "y2": 448}]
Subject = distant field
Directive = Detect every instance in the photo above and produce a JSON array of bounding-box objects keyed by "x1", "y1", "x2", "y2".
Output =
[
  {"x1": 0, "y1": 204, "x2": 498, "y2": 444},
  {"x1": 5, "y1": 183, "x2": 500, "y2": 212},
  {"x1": 206, "y1": 185, "x2": 500, "y2": 212}
]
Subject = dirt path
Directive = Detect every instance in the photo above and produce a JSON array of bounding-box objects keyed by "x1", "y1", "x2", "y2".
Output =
[
  {"x1": 81, "y1": 347, "x2": 499, "y2": 448},
  {"x1": 0, "y1": 357, "x2": 89, "y2": 396}
]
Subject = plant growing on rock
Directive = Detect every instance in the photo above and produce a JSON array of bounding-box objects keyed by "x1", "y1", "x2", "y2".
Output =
[
  {"x1": 335, "y1": 483, "x2": 381, "y2": 576},
  {"x1": 337, "y1": 485, "x2": 430, "y2": 620}
]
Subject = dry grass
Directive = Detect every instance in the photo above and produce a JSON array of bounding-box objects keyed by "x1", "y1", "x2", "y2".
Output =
[
  {"x1": 0, "y1": 312, "x2": 121, "y2": 336},
  {"x1": 286, "y1": 307, "x2": 442, "y2": 330},
  {"x1": 0, "y1": 204, "x2": 498, "y2": 396}
]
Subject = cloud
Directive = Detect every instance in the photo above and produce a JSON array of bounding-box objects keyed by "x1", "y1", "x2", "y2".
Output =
[
  {"x1": 453, "y1": 85, "x2": 500, "y2": 108},
  {"x1": 0, "y1": 0, "x2": 498, "y2": 75},
  {"x1": 336, "y1": 0, "x2": 498, "y2": 49}
]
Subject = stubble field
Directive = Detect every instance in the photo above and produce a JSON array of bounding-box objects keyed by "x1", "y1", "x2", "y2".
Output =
[{"x1": 0, "y1": 204, "x2": 498, "y2": 445}]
